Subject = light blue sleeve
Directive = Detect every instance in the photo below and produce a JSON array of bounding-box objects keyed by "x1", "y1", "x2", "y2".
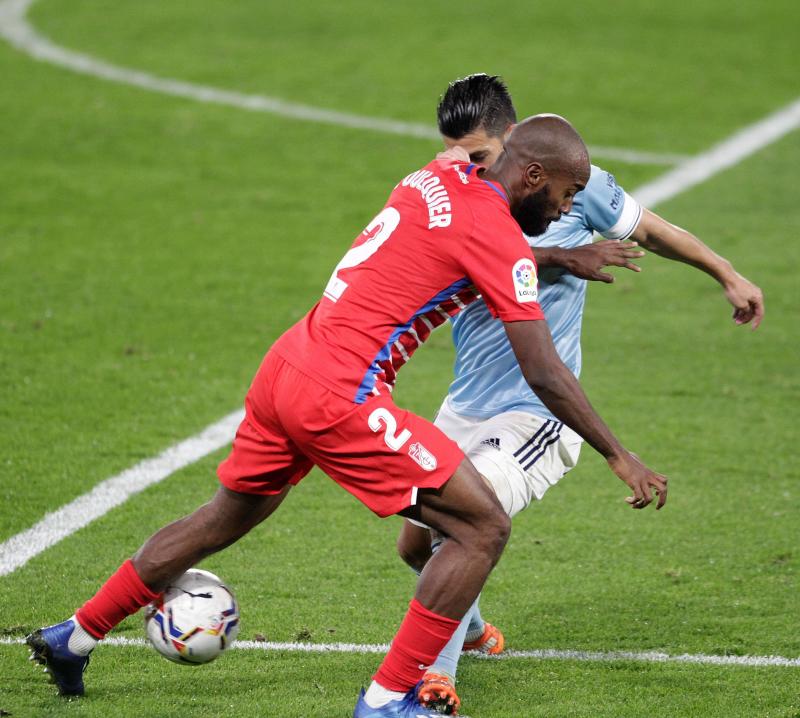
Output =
[{"x1": 582, "y1": 165, "x2": 643, "y2": 239}]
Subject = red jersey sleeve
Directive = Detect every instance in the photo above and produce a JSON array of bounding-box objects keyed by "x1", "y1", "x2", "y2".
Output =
[{"x1": 458, "y1": 200, "x2": 545, "y2": 322}]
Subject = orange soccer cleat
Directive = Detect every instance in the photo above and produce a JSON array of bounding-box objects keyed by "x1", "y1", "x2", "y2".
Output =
[
  {"x1": 417, "y1": 672, "x2": 461, "y2": 715},
  {"x1": 462, "y1": 621, "x2": 505, "y2": 655}
]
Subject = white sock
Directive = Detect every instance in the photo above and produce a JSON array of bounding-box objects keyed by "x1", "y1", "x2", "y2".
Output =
[
  {"x1": 363, "y1": 681, "x2": 406, "y2": 708},
  {"x1": 66, "y1": 615, "x2": 98, "y2": 656}
]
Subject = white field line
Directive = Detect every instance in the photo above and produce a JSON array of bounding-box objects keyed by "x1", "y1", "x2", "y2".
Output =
[
  {"x1": 633, "y1": 97, "x2": 800, "y2": 207},
  {"x1": 1, "y1": 636, "x2": 798, "y2": 668},
  {"x1": 0, "y1": 410, "x2": 244, "y2": 576},
  {"x1": 0, "y1": 0, "x2": 686, "y2": 166}
]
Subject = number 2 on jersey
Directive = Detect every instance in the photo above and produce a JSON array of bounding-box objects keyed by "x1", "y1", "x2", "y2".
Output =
[{"x1": 323, "y1": 207, "x2": 400, "y2": 302}]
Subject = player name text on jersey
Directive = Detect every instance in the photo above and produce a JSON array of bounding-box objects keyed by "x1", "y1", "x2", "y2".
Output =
[{"x1": 401, "y1": 169, "x2": 452, "y2": 229}]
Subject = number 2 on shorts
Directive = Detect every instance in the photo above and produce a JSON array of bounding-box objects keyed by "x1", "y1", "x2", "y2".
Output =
[{"x1": 368, "y1": 407, "x2": 411, "y2": 451}]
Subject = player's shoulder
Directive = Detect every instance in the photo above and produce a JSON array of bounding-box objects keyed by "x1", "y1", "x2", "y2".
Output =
[
  {"x1": 393, "y1": 159, "x2": 466, "y2": 233},
  {"x1": 578, "y1": 164, "x2": 640, "y2": 237},
  {"x1": 411, "y1": 160, "x2": 506, "y2": 200},
  {"x1": 396, "y1": 159, "x2": 513, "y2": 233},
  {"x1": 458, "y1": 163, "x2": 515, "y2": 221},
  {"x1": 399, "y1": 159, "x2": 470, "y2": 191},
  {"x1": 583, "y1": 164, "x2": 625, "y2": 204}
]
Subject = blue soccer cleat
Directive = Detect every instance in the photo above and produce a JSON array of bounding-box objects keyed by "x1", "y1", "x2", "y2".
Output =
[
  {"x1": 26, "y1": 619, "x2": 91, "y2": 696},
  {"x1": 353, "y1": 683, "x2": 445, "y2": 717}
]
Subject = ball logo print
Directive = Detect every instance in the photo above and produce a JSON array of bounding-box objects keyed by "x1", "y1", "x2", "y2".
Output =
[
  {"x1": 512, "y1": 258, "x2": 538, "y2": 302},
  {"x1": 145, "y1": 569, "x2": 240, "y2": 665}
]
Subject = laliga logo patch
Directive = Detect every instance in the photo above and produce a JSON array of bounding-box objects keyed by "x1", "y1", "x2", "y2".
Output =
[
  {"x1": 408, "y1": 442, "x2": 437, "y2": 471},
  {"x1": 512, "y1": 258, "x2": 538, "y2": 302}
]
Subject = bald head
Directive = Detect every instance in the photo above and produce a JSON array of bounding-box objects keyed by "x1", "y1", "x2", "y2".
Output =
[
  {"x1": 482, "y1": 114, "x2": 591, "y2": 236},
  {"x1": 504, "y1": 114, "x2": 590, "y2": 181}
]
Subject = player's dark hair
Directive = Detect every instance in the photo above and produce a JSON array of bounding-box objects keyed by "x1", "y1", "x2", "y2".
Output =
[{"x1": 437, "y1": 74, "x2": 517, "y2": 140}]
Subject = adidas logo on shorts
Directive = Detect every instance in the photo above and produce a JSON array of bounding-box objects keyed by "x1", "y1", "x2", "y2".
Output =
[{"x1": 480, "y1": 437, "x2": 501, "y2": 450}]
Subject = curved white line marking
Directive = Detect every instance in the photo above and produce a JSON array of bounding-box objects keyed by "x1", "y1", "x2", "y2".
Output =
[
  {"x1": 0, "y1": 0, "x2": 687, "y2": 165},
  {"x1": 0, "y1": 410, "x2": 244, "y2": 576},
  {"x1": 3, "y1": 636, "x2": 799, "y2": 667}
]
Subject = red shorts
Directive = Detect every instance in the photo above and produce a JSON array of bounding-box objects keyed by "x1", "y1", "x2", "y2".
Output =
[{"x1": 217, "y1": 351, "x2": 464, "y2": 517}]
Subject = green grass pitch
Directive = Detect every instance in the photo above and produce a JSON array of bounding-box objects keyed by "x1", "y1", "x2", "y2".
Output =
[{"x1": 0, "y1": 0, "x2": 798, "y2": 716}]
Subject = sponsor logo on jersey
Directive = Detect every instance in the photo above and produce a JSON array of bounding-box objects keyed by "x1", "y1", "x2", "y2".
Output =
[
  {"x1": 480, "y1": 437, "x2": 501, "y2": 450},
  {"x1": 512, "y1": 258, "x2": 538, "y2": 302},
  {"x1": 408, "y1": 442, "x2": 437, "y2": 471}
]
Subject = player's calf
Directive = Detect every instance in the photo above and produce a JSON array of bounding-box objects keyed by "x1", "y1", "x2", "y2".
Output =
[
  {"x1": 133, "y1": 486, "x2": 287, "y2": 590},
  {"x1": 408, "y1": 460, "x2": 510, "y2": 615}
]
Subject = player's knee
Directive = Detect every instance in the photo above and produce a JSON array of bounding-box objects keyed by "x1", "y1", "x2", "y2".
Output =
[
  {"x1": 396, "y1": 539, "x2": 420, "y2": 571},
  {"x1": 450, "y1": 502, "x2": 510, "y2": 564},
  {"x1": 396, "y1": 521, "x2": 433, "y2": 572},
  {"x1": 396, "y1": 534, "x2": 427, "y2": 573},
  {"x1": 460, "y1": 481, "x2": 511, "y2": 562},
  {"x1": 480, "y1": 504, "x2": 511, "y2": 562}
]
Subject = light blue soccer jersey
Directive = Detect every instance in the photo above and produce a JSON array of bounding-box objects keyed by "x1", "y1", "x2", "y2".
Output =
[{"x1": 447, "y1": 165, "x2": 642, "y2": 421}]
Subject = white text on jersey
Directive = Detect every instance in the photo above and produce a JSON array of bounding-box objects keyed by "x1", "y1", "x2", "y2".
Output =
[{"x1": 401, "y1": 169, "x2": 452, "y2": 229}]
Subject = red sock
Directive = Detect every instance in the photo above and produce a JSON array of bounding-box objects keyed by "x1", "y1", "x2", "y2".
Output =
[
  {"x1": 374, "y1": 598, "x2": 460, "y2": 692},
  {"x1": 75, "y1": 560, "x2": 160, "y2": 639}
]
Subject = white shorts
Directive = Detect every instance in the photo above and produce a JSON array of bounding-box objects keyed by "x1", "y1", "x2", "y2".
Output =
[{"x1": 434, "y1": 397, "x2": 583, "y2": 518}]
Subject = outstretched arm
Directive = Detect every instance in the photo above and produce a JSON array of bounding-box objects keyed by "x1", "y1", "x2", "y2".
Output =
[
  {"x1": 631, "y1": 209, "x2": 764, "y2": 329},
  {"x1": 504, "y1": 319, "x2": 668, "y2": 510}
]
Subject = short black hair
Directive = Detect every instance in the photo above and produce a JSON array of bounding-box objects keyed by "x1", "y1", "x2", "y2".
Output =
[{"x1": 437, "y1": 74, "x2": 517, "y2": 140}]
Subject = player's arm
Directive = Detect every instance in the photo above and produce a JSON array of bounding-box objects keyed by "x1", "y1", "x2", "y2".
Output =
[
  {"x1": 631, "y1": 209, "x2": 764, "y2": 329},
  {"x1": 533, "y1": 242, "x2": 645, "y2": 283},
  {"x1": 460, "y1": 199, "x2": 665, "y2": 509},
  {"x1": 504, "y1": 318, "x2": 668, "y2": 510}
]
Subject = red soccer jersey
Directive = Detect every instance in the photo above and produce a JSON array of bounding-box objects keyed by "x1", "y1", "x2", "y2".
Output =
[{"x1": 272, "y1": 159, "x2": 545, "y2": 404}]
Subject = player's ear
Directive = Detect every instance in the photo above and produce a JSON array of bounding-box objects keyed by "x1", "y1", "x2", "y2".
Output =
[{"x1": 525, "y1": 161, "x2": 545, "y2": 188}]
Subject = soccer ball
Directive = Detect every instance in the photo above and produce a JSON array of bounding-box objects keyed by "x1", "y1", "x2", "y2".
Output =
[{"x1": 144, "y1": 568, "x2": 240, "y2": 665}]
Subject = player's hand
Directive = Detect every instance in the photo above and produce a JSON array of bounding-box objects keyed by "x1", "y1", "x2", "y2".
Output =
[
  {"x1": 723, "y1": 272, "x2": 764, "y2": 330},
  {"x1": 436, "y1": 145, "x2": 470, "y2": 163},
  {"x1": 607, "y1": 451, "x2": 668, "y2": 510},
  {"x1": 561, "y1": 240, "x2": 645, "y2": 283}
]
